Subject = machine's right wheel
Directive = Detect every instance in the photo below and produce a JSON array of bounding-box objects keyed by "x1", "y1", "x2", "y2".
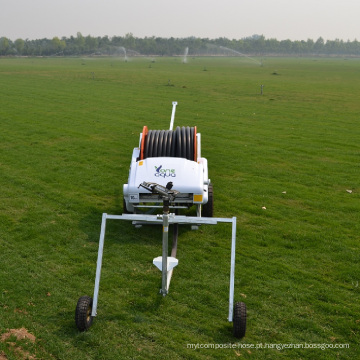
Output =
[
  {"x1": 202, "y1": 184, "x2": 213, "y2": 217},
  {"x1": 75, "y1": 296, "x2": 94, "y2": 331},
  {"x1": 123, "y1": 198, "x2": 130, "y2": 214},
  {"x1": 233, "y1": 301, "x2": 247, "y2": 338}
]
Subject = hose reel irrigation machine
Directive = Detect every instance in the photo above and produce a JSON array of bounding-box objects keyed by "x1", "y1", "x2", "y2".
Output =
[{"x1": 75, "y1": 102, "x2": 247, "y2": 338}]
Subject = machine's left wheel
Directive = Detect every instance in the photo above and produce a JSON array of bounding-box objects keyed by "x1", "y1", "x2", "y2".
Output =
[
  {"x1": 202, "y1": 184, "x2": 213, "y2": 217},
  {"x1": 75, "y1": 296, "x2": 94, "y2": 331},
  {"x1": 233, "y1": 301, "x2": 247, "y2": 338}
]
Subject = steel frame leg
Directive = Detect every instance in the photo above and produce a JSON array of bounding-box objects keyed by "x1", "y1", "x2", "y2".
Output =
[
  {"x1": 228, "y1": 217, "x2": 237, "y2": 322},
  {"x1": 160, "y1": 213, "x2": 169, "y2": 296},
  {"x1": 91, "y1": 213, "x2": 107, "y2": 317}
]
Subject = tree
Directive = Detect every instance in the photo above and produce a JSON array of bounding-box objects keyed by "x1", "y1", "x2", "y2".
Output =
[
  {"x1": 51, "y1": 36, "x2": 66, "y2": 54},
  {"x1": 0, "y1": 37, "x2": 10, "y2": 55},
  {"x1": 266, "y1": 38, "x2": 280, "y2": 54},
  {"x1": 314, "y1": 37, "x2": 325, "y2": 53},
  {"x1": 2, "y1": 32, "x2": 360, "y2": 57},
  {"x1": 75, "y1": 32, "x2": 85, "y2": 52},
  {"x1": 124, "y1": 32, "x2": 135, "y2": 49},
  {"x1": 253, "y1": 35, "x2": 265, "y2": 55},
  {"x1": 292, "y1": 40, "x2": 304, "y2": 54},
  {"x1": 280, "y1": 39, "x2": 292, "y2": 54},
  {"x1": 306, "y1": 38, "x2": 314, "y2": 54},
  {"x1": 14, "y1": 38, "x2": 25, "y2": 54},
  {"x1": 85, "y1": 35, "x2": 98, "y2": 53}
]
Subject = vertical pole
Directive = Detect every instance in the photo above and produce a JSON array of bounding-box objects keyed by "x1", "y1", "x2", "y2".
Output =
[
  {"x1": 228, "y1": 217, "x2": 237, "y2": 321},
  {"x1": 92, "y1": 213, "x2": 107, "y2": 317},
  {"x1": 196, "y1": 133, "x2": 201, "y2": 159},
  {"x1": 169, "y1": 101, "x2": 178, "y2": 131},
  {"x1": 161, "y1": 213, "x2": 169, "y2": 295}
]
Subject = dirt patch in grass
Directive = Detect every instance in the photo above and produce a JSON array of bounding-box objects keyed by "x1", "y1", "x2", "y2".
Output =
[
  {"x1": 1, "y1": 328, "x2": 36, "y2": 343},
  {"x1": 1, "y1": 328, "x2": 36, "y2": 360}
]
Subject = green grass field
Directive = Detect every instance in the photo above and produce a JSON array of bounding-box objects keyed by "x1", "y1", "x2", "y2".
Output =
[{"x1": 0, "y1": 56, "x2": 359, "y2": 359}]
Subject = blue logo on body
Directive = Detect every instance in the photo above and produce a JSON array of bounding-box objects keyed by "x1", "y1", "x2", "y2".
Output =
[{"x1": 154, "y1": 165, "x2": 176, "y2": 178}]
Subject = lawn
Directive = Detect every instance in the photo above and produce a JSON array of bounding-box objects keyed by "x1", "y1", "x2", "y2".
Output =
[{"x1": 0, "y1": 55, "x2": 359, "y2": 359}]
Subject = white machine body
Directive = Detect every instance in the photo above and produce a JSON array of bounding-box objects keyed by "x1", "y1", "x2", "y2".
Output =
[{"x1": 123, "y1": 133, "x2": 210, "y2": 213}]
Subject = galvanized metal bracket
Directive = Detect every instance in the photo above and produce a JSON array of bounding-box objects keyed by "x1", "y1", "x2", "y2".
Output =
[{"x1": 91, "y1": 213, "x2": 237, "y2": 322}]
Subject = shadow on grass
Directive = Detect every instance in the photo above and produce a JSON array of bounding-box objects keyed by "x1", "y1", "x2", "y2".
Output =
[
  {"x1": 58, "y1": 308, "x2": 237, "y2": 347},
  {"x1": 57, "y1": 292, "x2": 169, "y2": 345},
  {"x1": 78, "y1": 187, "x2": 195, "y2": 249}
]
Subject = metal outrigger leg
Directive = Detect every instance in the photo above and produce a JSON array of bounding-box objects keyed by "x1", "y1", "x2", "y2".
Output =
[{"x1": 75, "y1": 181, "x2": 247, "y2": 338}]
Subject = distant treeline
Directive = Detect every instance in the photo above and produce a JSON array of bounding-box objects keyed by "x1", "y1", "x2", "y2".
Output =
[{"x1": 1, "y1": 33, "x2": 360, "y2": 57}]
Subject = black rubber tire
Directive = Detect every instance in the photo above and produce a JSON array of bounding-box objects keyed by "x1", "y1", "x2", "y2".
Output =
[
  {"x1": 202, "y1": 184, "x2": 213, "y2": 217},
  {"x1": 123, "y1": 197, "x2": 130, "y2": 214},
  {"x1": 75, "y1": 296, "x2": 94, "y2": 331},
  {"x1": 233, "y1": 302, "x2": 247, "y2": 338}
]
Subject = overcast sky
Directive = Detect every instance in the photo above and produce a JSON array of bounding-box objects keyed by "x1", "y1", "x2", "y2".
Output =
[{"x1": 1, "y1": 0, "x2": 359, "y2": 41}]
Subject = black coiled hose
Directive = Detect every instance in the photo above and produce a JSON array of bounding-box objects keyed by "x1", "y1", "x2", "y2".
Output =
[{"x1": 142, "y1": 126, "x2": 196, "y2": 161}]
